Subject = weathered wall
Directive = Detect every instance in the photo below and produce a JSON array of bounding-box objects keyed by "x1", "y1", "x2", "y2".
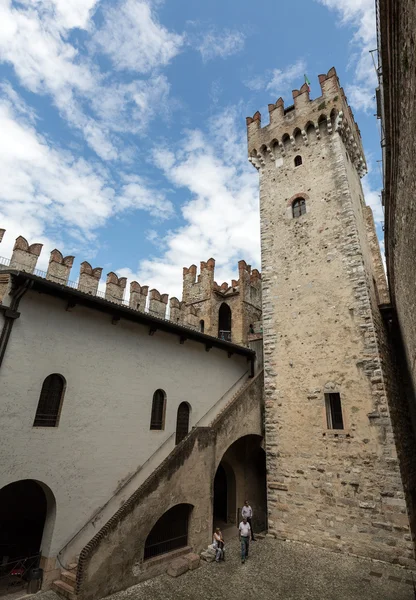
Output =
[
  {"x1": 77, "y1": 372, "x2": 264, "y2": 600},
  {"x1": 0, "y1": 290, "x2": 249, "y2": 561},
  {"x1": 182, "y1": 260, "x2": 262, "y2": 345},
  {"x1": 249, "y1": 69, "x2": 414, "y2": 566},
  {"x1": 380, "y1": 0, "x2": 416, "y2": 468}
]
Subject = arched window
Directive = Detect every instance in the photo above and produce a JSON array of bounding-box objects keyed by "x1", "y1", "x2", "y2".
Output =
[
  {"x1": 200, "y1": 319, "x2": 205, "y2": 333},
  {"x1": 150, "y1": 389, "x2": 166, "y2": 430},
  {"x1": 175, "y1": 402, "x2": 190, "y2": 445},
  {"x1": 33, "y1": 374, "x2": 65, "y2": 427},
  {"x1": 218, "y1": 303, "x2": 232, "y2": 342},
  {"x1": 294, "y1": 155, "x2": 302, "y2": 167},
  {"x1": 292, "y1": 198, "x2": 306, "y2": 218},
  {"x1": 144, "y1": 504, "x2": 193, "y2": 560}
]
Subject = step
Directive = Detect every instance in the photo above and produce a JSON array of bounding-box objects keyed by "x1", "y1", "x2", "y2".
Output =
[
  {"x1": 61, "y1": 570, "x2": 77, "y2": 586},
  {"x1": 53, "y1": 579, "x2": 76, "y2": 600},
  {"x1": 68, "y1": 563, "x2": 78, "y2": 570}
]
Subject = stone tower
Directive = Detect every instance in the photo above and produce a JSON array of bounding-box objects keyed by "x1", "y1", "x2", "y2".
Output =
[
  {"x1": 247, "y1": 67, "x2": 414, "y2": 566},
  {"x1": 182, "y1": 258, "x2": 262, "y2": 345}
]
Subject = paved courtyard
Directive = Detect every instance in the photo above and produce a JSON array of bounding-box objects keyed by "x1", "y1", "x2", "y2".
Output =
[{"x1": 102, "y1": 536, "x2": 415, "y2": 600}]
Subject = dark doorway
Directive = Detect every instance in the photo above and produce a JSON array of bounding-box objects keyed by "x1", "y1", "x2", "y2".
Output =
[
  {"x1": 175, "y1": 402, "x2": 190, "y2": 445},
  {"x1": 213, "y1": 464, "x2": 228, "y2": 522},
  {"x1": 218, "y1": 303, "x2": 232, "y2": 342},
  {"x1": 0, "y1": 480, "x2": 47, "y2": 563},
  {"x1": 144, "y1": 504, "x2": 192, "y2": 560}
]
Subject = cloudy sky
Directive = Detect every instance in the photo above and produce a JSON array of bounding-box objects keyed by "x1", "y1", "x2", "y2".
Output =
[{"x1": 0, "y1": 0, "x2": 382, "y2": 299}]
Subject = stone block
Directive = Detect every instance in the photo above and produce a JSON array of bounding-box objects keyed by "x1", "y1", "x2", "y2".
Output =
[
  {"x1": 184, "y1": 552, "x2": 200, "y2": 570},
  {"x1": 200, "y1": 551, "x2": 215, "y2": 563},
  {"x1": 167, "y1": 557, "x2": 189, "y2": 577}
]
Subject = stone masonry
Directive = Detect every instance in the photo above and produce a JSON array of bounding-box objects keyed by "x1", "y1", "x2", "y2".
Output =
[
  {"x1": 182, "y1": 258, "x2": 262, "y2": 345},
  {"x1": 247, "y1": 67, "x2": 414, "y2": 566}
]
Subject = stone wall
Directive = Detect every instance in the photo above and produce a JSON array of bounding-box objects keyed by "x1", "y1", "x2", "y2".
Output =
[
  {"x1": 0, "y1": 289, "x2": 249, "y2": 562},
  {"x1": 77, "y1": 371, "x2": 264, "y2": 600},
  {"x1": 182, "y1": 259, "x2": 262, "y2": 345},
  {"x1": 379, "y1": 0, "x2": 416, "y2": 501},
  {"x1": 248, "y1": 69, "x2": 414, "y2": 566}
]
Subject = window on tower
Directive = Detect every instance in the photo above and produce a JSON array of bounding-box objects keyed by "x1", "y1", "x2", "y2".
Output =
[
  {"x1": 294, "y1": 155, "x2": 302, "y2": 167},
  {"x1": 325, "y1": 393, "x2": 344, "y2": 430},
  {"x1": 292, "y1": 198, "x2": 306, "y2": 218}
]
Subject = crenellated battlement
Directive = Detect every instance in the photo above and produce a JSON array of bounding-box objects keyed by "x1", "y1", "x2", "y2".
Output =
[
  {"x1": 246, "y1": 67, "x2": 367, "y2": 178},
  {"x1": 0, "y1": 229, "x2": 260, "y2": 343}
]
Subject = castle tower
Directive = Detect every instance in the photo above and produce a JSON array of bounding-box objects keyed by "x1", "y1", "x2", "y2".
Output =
[
  {"x1": 247, "y1": 68, "x2": 414, "y2": 565},
  {"x1": 181, "y1": 259, "x2": 262, "y2": 345}
]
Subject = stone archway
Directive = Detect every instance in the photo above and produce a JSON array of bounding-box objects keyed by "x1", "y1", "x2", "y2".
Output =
[
  {"x1": 0, "y1": 479, "x2": 56, "y2": 563},
  {"x1": 213, "y1": 435, "x2": 267, "y2": 533},
  {"x1": 213, "y1": 461, "x2": 236, "y2": 525}
]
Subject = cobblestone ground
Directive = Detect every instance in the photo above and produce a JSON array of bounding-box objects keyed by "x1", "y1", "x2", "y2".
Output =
[{"x1": 103, "y1": 536, "x2": 415, "y2": 600}]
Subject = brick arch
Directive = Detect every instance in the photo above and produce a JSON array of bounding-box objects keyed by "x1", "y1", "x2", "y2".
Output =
[{"x1": 286, "y1": 192, "x2": 310, "y2": 207}]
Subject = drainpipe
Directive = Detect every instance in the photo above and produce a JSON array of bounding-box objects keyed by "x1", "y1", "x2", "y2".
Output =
[{"x1": 0, "y1": 277, "x2": 32, "y2": 369}]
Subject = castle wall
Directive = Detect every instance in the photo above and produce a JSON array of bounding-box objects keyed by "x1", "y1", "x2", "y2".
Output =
[
  {"x1": 379, "y1": 0, "x2": 416, "y2": 523},
  {"x1": 252, "y1": 71, "x2": 413, "y2": 566},
  {"x1": 0, "y1": 290, "x2": 248, "y2": 562},
  {"x1": 77, "y1": 372, "x2": 264, "y2": 600}
]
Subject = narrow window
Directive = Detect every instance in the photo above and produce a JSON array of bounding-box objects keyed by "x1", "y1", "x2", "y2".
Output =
[
  {"x1": 175, "y1": 402, "x2": 190, "y2": 444},
  {"x1": 218, "y1": 303, "x2": 232, "y2": 342},
  {"x1": 292, "y1": 198, "x2": 306, "y2": 218},
  {"x1": 150, "y1": 389, "x2": 166, "y2": 430},
  {"x1": 200, "y1": 319, "x2": 205, "y2": 333},
  {"x1": 33, "y1": 374, "x2": 65, "y2": 427},
  {"x1": 325, "y1": 393, "x2": 344, "y2": 429},
  {"x1": 294, "y1": 155, "x2": 302, "y2": 167}
]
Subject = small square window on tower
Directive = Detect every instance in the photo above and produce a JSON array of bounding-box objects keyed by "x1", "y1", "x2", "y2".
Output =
[{"x1": 325, "y1": 393, "x2": 344, "y2": 429}]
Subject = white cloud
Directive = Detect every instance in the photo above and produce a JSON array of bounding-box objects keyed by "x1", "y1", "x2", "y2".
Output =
[
  {"x1": 316, "y1": 0, "x2": 377, "y2": 112},
  {"x1": 114, "y1": 106, "x2": 260, "y2": 298},
  {"x1": 245, "y1": 59, "x2": 306, "y2": 96},
  {"x1": 197, "y1": 29, "x2": 245, "y2": 62},
  {"x1": 0, "y1": 0, "x2": 180, "y2": 160},
  {"x1": 0, "y1": 88, "x2": 174, "y2": 265},
  {"x1": 93, "y1": 0, "x2": 184, "y2": 73}
]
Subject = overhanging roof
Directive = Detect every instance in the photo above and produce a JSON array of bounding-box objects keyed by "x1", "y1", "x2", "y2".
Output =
[{"x1": 2, "y1": 270, "x2": 255, "y2": 358}]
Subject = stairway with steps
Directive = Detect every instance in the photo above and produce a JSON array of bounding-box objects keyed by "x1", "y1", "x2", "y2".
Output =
[{"x1": 53, "y1": 562, "x2": 78, "y2": 599}]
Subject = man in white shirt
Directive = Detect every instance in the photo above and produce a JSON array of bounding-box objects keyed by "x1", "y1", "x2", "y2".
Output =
[
  {"x1": 241, "y1": 500, "x2": 255, "y2": 541},
  {"x1": 238, "y1": 516, "x2": 251, "y2": 563}
]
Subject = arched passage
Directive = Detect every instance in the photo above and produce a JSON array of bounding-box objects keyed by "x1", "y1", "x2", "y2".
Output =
[
  {"x1": 0, "y1": 480, "x2": 56, "y2": 563},
  {"x1": 213, "y1": 435, "x2": 267, "y2": 533},
  {"x1": 218, "y1": 303, "x2": 232, "y2": 342},
  {"x1": 213, "y1": 462, "x2": 236, "y2": 525},
  {"x1": 144, "y1": 503, "x2": 193, "y2": 560}
]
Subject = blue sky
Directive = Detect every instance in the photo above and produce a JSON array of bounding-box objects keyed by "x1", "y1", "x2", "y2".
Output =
[{"x1": 0, "y1": 0, "x2": 381, "y2": 299}]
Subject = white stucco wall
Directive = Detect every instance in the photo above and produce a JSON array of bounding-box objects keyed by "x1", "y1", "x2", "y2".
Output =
[{"x1": 0, "y1": 291, "x2": 248, "y2": 558}]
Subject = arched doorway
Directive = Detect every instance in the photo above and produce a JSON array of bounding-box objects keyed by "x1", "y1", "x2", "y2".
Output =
[
  {"x1": 144, "y1": 504, "x2": 193, "y2": 560},
  {"x1": 213, "y1": 462, "x2": 236, "y2": 525},
  {"x1": 0, "y1": 480, "x2": 55, "y2": 564},
  {"x1": 175, "y1": 402, "x2": 190, "y2": 445},
  {"x1": 218, "y1": 303, "x2": 232, "y2": 342},
  {"x1": 213, "y1": 435, "x2": 267, "y2": 533}
]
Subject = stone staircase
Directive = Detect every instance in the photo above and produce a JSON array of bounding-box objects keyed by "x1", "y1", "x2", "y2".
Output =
[{"x1": 53, "y1": 562, "x2": 78, "y2": 599}]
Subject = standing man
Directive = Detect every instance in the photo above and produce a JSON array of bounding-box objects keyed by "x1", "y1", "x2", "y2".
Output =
[
  {"x1": 238, "y1": 516, "x2": 251, "y2": 564},
  {"x1": 242, "y1": 500, "x2": 255, "y2": 541}
]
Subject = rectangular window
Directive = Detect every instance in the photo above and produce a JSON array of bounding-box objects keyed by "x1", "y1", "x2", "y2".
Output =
[{"x1": 325, "y1": 393, "x2": 344, "y2": 429}]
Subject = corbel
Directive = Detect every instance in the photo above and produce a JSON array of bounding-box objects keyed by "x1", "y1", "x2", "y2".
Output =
[
  {"x1": 111, "y1": 316, "x2": 120, "y2": 325},
  {"x1": 66, "y1": 300, "x2": 76, "y2": 312},
  {"x1": 149, "y1": 327, "x2": 157, "y2": 336}
]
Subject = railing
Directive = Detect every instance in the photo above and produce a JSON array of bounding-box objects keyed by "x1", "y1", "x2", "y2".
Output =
[
  {"x1": 57, "y1": 370, "x2": 250, "y2": 566},
  {"x1": 0, "y1": 553, "x2": 40, "y2": 592},
  {"x1": 144, "y1": 533, "x2": 188, "y2": 560},
  {"x1": 219, "y1": 330, "x2": 231, "y2": 342}
]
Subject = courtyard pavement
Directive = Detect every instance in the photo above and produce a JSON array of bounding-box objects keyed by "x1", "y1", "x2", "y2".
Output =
[{"x1": 102, "y1": 535, "x2": 415, "y2": 600}]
